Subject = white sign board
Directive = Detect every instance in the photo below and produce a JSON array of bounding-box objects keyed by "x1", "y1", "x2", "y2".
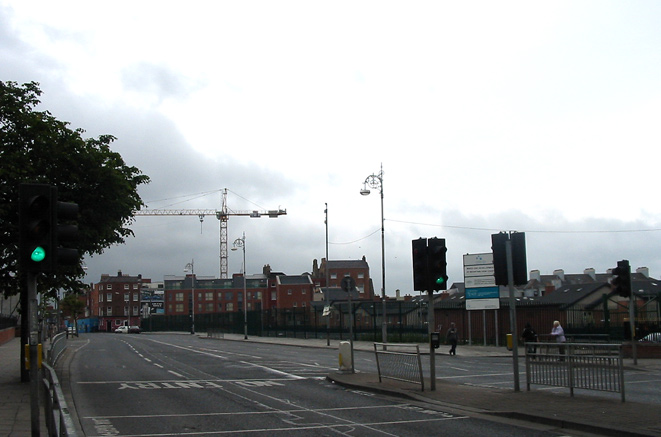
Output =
[
  {"x1": 466, "y1": 298, "x2": 500, "y2": 310},
  {"x1": 463, "y1": 252, "x2": 500, "y2": 311}
]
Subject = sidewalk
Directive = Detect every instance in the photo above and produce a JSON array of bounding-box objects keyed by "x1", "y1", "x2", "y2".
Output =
[
  {"x1": 218, "y1": 333, "x2": 661, "y2": 437},
  {"x1": 0, "y1": 337, "x2": 48, "y2": 437}
]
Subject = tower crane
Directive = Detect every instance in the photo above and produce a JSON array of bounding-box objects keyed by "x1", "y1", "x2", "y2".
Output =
[{"x1": 134, "y1": 188, "x2": 286, "y2": 278}]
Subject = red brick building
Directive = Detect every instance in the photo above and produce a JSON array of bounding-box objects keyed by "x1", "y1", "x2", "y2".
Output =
[{"x1": 90, "y1": 271, "x2": 149, "y2": 332}]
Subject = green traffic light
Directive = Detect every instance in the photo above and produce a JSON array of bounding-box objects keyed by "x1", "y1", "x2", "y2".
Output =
[
  {"x1": 436, "y1": 277, "x2": 445, "y2": 284},
  {"x1": 30, "y1": 246, "x2": 46, "y2": 263}
]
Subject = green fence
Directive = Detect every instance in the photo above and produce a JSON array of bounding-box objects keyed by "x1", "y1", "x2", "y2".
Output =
[{"x1": 140, "y1": 300, "x2": 660, "y2": 345}]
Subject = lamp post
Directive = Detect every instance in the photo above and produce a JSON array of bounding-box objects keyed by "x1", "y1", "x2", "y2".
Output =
[
  {"x1": 325, "y1": 203, "x2": 330, "y2": 346},
  {"x1": 361, "y1": 163, "x2": 387, "y2": 343},
  {"x1": 184, "y1": 260, "x2": 195, "y2": 334},
  {"x1": 232, "y1": 232, "x2": 247, "y2": 339}
]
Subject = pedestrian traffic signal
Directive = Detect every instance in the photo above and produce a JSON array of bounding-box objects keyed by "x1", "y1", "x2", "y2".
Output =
[
  {"x1": 19, "y1": 184, "x2": 55, "y2": 272},
  {"x1": 412, "y1": 238, "x2": 428, "y2": 292},
  {"x1": 428, "y1": 238, "x2": 448, "y2": 291},
  {"x1": 611, "y1": 259, "x2": 631, "y2": 298}
]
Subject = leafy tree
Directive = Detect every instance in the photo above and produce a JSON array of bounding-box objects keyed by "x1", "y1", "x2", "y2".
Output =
[
  {"x1": 0, "y1": 81, "x2": 150, "y2": 300},
  {"x1": 60, "y1": 292, "x2": 85, "y2": 323}
]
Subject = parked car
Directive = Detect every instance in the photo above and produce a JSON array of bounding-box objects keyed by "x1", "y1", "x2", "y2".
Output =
[
  {"x1": 114, "y1": 326, "x2": 128, "y2": 334},
  {"x1": 639, "y1": 332, "x2": 661, "y2": 343},
  {"x1": 128, "y1": 326, "x2": 141, "y2": 334}
]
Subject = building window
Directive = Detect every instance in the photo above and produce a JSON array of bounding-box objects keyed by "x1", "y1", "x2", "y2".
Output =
[
  {"x1": 175, "y1": 292, "x2": 184, "y2": 302},
  {"x1": 133, "y1": 283, "x2": 138, "y2": 289},
  {"x1": 106, "y1": 293, "x2": 112, "y2": 302},
  {"x1": 132, "y1": 306, "x2": 139, "y2": 315},
  {"x1": 206, "y1": 303, "x2": 214, "y2": 312},
  {"x1": 175, "y1": 303, "x2": 183, "y2": 313},
  {"x1": 358, "y1": 273, "x2": 364, "y2": 279},
  {"x1": 205, "y1": 292, "x2": 213, "y2": 301},
  {"x1": 287, "y1": 289, "x2": 292, "y2": 295},
  {"x1": 124, "y1": 284, "x2": 129, "y2": 290},
  {"x1": 226, "y1": 292, "x2": 233, "y2": 300},
  {"x1": 271, "y1": 291, "x2": 277, "y2": 301},
  {"x1": 331, "y1": 273, "x2": 337, "y2": 279},
  {"x1": 226, "y1": 302, "x2": 234, "y2": 312},
  {"x1": 107, "y1": 307, "x2": 112, "y2": 316},
  {"x1": 123, "y1": 306, "x2": 128, "y2": 316},
  {"x1": 124, "y1": 293, "x2": 129, "y2": 302},
  {"x1": 133, "y1": 292, "x2": 139, "y2": 301}
]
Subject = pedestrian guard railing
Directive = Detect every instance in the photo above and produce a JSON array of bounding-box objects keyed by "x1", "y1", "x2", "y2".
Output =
[
  {"x1": 207, "y1": 328, "x2": 225, "y2": 339},
  {"x1": 525, "y1": 342, "x2": 625, "y2": 402},
  {"x1": 42, "y1": 331, "x2": 78, "y2": 436},
  {"x1": 373, "y1": 342, "x2": 425, "y2": 391}
]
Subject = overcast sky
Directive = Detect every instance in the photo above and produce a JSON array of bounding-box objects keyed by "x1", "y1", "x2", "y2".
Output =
[{"x1": 3, "y1": 1, "x2": 661, "y2": 296}]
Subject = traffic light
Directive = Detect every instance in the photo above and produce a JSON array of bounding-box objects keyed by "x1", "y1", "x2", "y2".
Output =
[
  {"x1": 611, "y1": 260, "x2": 631, "y2": 298},
  {"x1": 19, "y1": 184, "x2": 55, "y2": 272},
  {"x1": 54, "y1": 194, "x2": 79, "y2": 266},
  {"x1": 428, "y1": 238, "x2": 448, "y2": 291},
  {"x1": 511, "y1": 232, "x2": 527, "y2": 286},
  {"x1": 412, "y1": 238, "x2": 428, "y2": 292},
  {"x1": 491, "y1": 232, "x2": 508, "y2": 286},
  {"x1": 491, "y1": 232, "x2": 527, "y2": 286}
]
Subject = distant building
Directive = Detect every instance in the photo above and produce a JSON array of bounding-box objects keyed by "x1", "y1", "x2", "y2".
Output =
[{"x1": 90, "y1": 271, "x2": 148, "y2": 332}]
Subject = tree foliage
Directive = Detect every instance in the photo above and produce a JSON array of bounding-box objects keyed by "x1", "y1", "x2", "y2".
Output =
[
  {"x1": 0, "y1": 81, "x2": 150, "y2": 300},
  {"x1": 60, "y1": 292, "x2": 85, "y2": 321}
]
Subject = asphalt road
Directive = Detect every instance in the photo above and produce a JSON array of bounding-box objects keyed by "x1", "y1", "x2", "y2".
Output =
[{"x1": 65, "y1": 334, "x2": 610, "y2": 436}]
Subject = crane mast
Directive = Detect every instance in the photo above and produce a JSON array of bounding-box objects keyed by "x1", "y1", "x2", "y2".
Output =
[{"x1": 134, "y1": 188, "x2": 286, "y2": 278}]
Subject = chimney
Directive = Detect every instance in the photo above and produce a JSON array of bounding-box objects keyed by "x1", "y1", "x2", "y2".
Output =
[
  {"x1": 529, "y1": 270, "x2": 541, "y2": 281},
  {"x1": 553, "y1": 269, "x2": 565, "y2": 281},
  {"x1": 636, "y1": 267, "x2": 650, "y2": 278},
  {"x1": 584, "y1": 268, "x2": 596, "y2": 280},
  {"x1": 118, "y1": 270, "x2": 122, "y2": 277}
]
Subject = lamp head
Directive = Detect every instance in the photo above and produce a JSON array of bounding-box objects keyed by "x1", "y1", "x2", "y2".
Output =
[{"x1": 360, "y1": 188, "x2": 370, "y2": 196}]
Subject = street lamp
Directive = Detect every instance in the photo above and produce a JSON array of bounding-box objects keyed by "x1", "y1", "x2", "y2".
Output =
[
  {"x1": 361, "y1": 163, "x2": 387, "y2": 344},
  {"x1": 232, "y1": 232, "x2": 247, "y2": 339},
  {"x1": 184, "y1": 260, "x2": 195, "y2": 334}
]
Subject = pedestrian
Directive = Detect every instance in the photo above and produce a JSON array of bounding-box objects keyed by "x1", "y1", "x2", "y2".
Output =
[
  {"x1": 551, "y1": 320, "x2": 566, "y2": 361},
  {"x1": 521, "y1": 322, "x2": 538, "y2": 357},
  {"x1": 447, "y1": 322, "x2": 458, "y2": 356}
]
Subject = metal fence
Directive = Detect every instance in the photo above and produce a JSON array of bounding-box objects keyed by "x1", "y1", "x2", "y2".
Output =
[
  {"x1": 42, "y1": 362, "x2": 78, "y2": 436},
  {"x1": 525, "y1": 342, "x2": 625, "y2": 402},
  {"x1": 43, "y1": 331, "x2": 78, "y2": 436},
  {"x1": 140, "y1": 300, "x2": 660, "y2": 346},
  {"x1": 373, "y1": 343, "x2": 425, "y2": 391}
]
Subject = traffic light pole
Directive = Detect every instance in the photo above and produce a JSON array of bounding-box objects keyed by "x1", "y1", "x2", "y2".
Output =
[
  {"x1": 27, "y1": 272, "x2": 41, "y2": 435},
  {"x1": 428, "y1": 289, "x2": 436, "y2": 391},
  {"x1": 630, "y1": 291, "x2": 637, "y2": 365},
  {"x1": 506, "y1": 237, "x2": 520, "y2": 392}
]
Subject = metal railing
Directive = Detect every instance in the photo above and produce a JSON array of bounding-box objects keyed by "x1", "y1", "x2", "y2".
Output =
[
  {"x1": 206, "y1": 328, "x2": 225, "y2": 339},
  {"x1": 42, "y1": 363, "x2": 78, "y2": 436},
  {"x1": 525, "y1": 342, "x2": 625, "y2": 402},
  {"x1": 373, "y1": 343, "x2": 424, "y2": 391},
  {"x1": 47, "y1": 332, "x2": 67, "y2": 366}
]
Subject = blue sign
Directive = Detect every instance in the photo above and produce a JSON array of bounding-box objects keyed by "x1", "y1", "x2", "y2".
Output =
[{"x1": 465, "y1": 286, "x2": 499, "y2": 299}]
